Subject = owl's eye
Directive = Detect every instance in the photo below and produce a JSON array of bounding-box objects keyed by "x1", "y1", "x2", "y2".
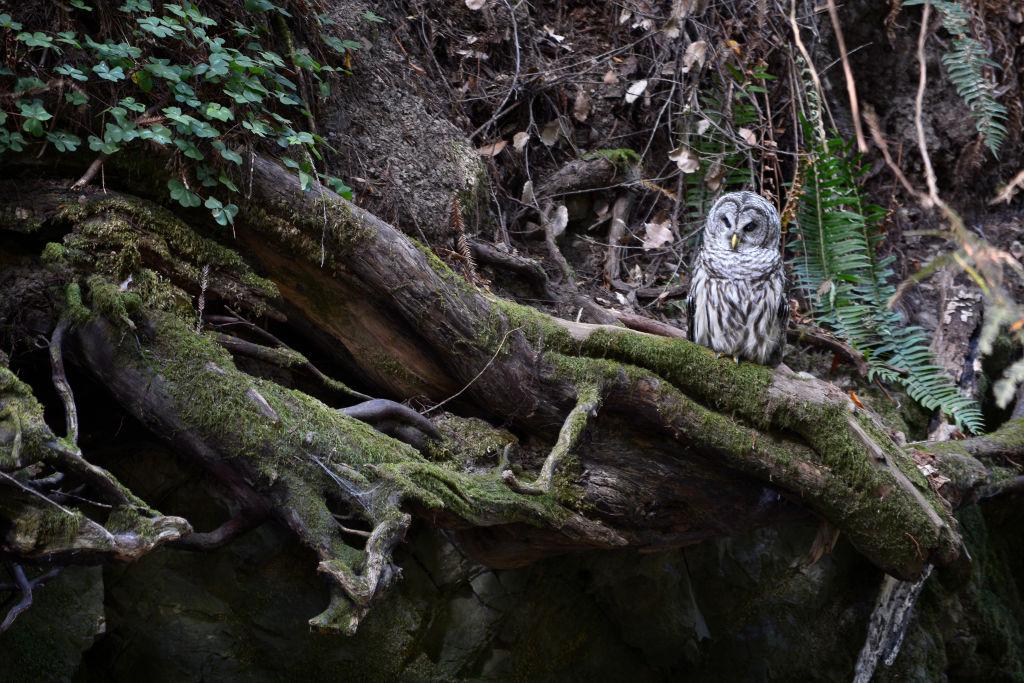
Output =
[
  {"x1": 743, "y1": 222, "x2": 757, "y2": 233},
  {"x1": 721, "y1": 215, "x2": 732, "y2": 228}
]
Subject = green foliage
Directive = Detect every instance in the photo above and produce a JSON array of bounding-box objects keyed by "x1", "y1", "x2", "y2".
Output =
[
  {"x1": 0, "y1": 0, "x2": 358, "y2": 225},
  {"x1": 790, "y1": 133, "x2": 984, "y2": 433},
  {"x1": 904, "y1": 0, "x2": 1008, "y2": 157}
]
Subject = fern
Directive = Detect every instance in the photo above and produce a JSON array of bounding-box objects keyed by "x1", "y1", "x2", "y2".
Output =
[
  {"x1": 904, "y1": 0, "x2": 1008, "y2": 156},
  {"x1": 790, "y1": 133, "x2": 984, "y2": 433}
]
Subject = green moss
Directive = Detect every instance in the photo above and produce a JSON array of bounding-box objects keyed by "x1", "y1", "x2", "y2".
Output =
[
  {"x1": 36, "y1": 508, "x2": 85, "y2": 547},
  {"x1": 426, "y1": 414, "x2": 516, "y2": 469},
  {"x1": 63, "y1": 282, "x2": 91, "y2": 325},
  {"x1": 41, "y1": 242, "x2": 67, "y2": 266}
]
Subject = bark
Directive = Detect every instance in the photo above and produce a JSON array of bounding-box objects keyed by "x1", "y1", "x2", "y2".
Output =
[{"x1": 1, "y1": 158, "x2": 1021, "y2": 634}]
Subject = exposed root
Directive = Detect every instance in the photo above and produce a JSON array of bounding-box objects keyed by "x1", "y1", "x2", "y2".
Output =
[
  {"x1": 0, "y1": 564, "x2": 61, "y2": 633},
  {"x1": 212, "y1": 331, "x2": 372, "y2": 401},
  {"x1": 503, "y1": 383, "x2": 602, "y2": 496},
  {"x1": 172, "y1": 508, "x2": 269, "y2": 551},
  {"x1": 48, "y1": 318, "x2": 78, "y2": 445}
]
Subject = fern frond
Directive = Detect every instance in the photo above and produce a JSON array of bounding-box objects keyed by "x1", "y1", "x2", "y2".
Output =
[
  {"x1": 904, "y1": 0, "x2": 1008, "y2": 156},
  {"x1": 789, "y1": 131, "x2": 984, "y2": 433}
]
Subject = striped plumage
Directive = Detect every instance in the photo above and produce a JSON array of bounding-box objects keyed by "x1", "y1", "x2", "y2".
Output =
[{"x1": 686, "y1": 191, "x2": 787, "y2": 365}]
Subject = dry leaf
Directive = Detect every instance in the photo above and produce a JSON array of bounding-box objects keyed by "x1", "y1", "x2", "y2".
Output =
[
  {"x1": 682, "y1": 40, "x2": 707, "y2": 73},
  {"x1": 696, "y1": 118, "x2": 711, "y2": 136},
  {"x1": 603, "y1": 69, "x2": 619, "y2": 85},
  {"x1": 456, "y1": 49, "x2": 489, "y2": 60},
  {"x1": 642, "y1": 220, "x2": 675, "y2": 251},
  {"x1": 540, "y1": 119, "x2": 561, "y2": 146},
  {"x1": 624, "y1": 79, "x2": 648, "y2": 104},
  {"x1": 704, "y1": 160, "x2": 725, "y2": 191},
  {"x1": 547, "y1": 204, "x2": 569, "y2": 238},
  {"x1": 573, "y1": 90, "x2": 591, "y2": 122},
  {"x1": 618, "y1": 8, "x2": 632, "y2": 24},
  {"x1": 668, "y1": 146, "x2": 700, "y2": 173},
  {"x1": 465, "y1": 0, "x2": 486, "y2": 8},
  {"x1": 521, "y1": 180, "x2": 535, "y2": 205},
  {"x1": 513, "y1": 131, "x2": 530, "y2": 151},
  {"x1": 738, "y1": 127, "x2": 757, "y2": 145},
  {"x1": 476, "y1": 140, "x2": 507, "y2": 157},
  {"x1": 543, "y1": 25, "x2": 565, "y2": 42}
]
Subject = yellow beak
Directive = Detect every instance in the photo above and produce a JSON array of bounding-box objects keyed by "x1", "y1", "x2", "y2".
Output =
[{"x1": 730, "y1": 233, "x2": 739, "y2": 250}]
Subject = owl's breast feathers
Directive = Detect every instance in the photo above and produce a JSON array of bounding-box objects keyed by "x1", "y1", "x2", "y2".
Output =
[{"x1": 687, "y1": 248, "x2": 787, "y2": 365}]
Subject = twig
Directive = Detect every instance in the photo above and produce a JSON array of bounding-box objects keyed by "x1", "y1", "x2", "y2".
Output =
[
  {"x1": 603, "y1": 194, "x2": 634, "y2": 287},
  {"x1": 914, "y1": 3, "x2": 941, "y2": 204},
  {"x1": 863, "y1": 105, "x2": 927, "y2": 203},
  {"x1": 423, "y1": 327, "x2": 521, "y2": 415},
  {"x1": 470, "y1": 0, "x2": 522, "y2": 140},
  {"x1": 826, "y1": 0, "x2": 868, "y2": 152},
  {"x1": 70, "y1": 155, "x2": 106, "y2": 191}
]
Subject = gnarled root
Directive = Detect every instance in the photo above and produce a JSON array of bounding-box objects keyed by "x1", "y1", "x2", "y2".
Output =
[{"x1": 503, "y1": 383, "x2": 602, "y2": 496}]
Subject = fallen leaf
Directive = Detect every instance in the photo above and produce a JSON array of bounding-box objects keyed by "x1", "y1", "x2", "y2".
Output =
[
  {"x1": 540, "y1": 119, "x2": 561, "y2": 146},
  {"x1": 543, "y1": 25, "x2": 565, "y2": 42},
  {"x1": 456, "y1": 49, "x2": 489, "y2": 60},
  {"x1": 573, "y1": 90, "x2": 591, "y2": 122},
  {"x1": 618, "y1": 8, "x2": 632, "y2": 24},
  {"x1": 696, "y1": 118, "x2": 711, "y2": 135},
  {"x1": 603, "y1": 69, "x2": 619, "y2": 85},
  {"x1": 520, "y1": 180, "x2": 535, "y2": 205},
  {"x1": 682, "y1": 40, "x2": 707, "y2": 72},
  {"x1": 465, "y1": 0, "x2": 486, "y2": 8},
  {"x1": 477, "y1": 140, "x2": 507, "y2": 157},
  {"x1": 738, "y1": 127, "x2": 757, "y2": 145},
  {"x1": 642, "y1": 220, "x2": 675, "y2": 250},
  {"x1": 704, "y1": 160, "x2": 725, "y2": 190},
  {"x1": 513, "y1": 131, "x2": 530, "y2": 151},
  {"x1": 624, "y1": 79, "x2": 648, "y2": 104},
  {"x1": 547, "y1": 204, "x2": 568, "y2": 238},
  {"x1": 668, "y1": 146, "x2": 700, "y2": 173}
]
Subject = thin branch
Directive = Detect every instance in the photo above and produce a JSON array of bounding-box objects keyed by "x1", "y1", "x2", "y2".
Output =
[
  {"x1": 826, "y1": 0, "x2": 868, "y2": 152},
  {"x1": 914, "y1": 3, "x2": 941, "y2": 203}
]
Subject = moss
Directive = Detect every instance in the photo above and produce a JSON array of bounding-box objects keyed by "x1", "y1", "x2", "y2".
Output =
[
  {"x1": 41, "y1": 242, "x2": 67, "y2": 266},
  {"x1": 426, "y1": 414, "x2": 516, "y2": 469},
  {"x1": 368, "y1": 352, "x2": 423, "y2": 388},
  {"x1": 63, "y1": 282, "x2": 91, "y2": 325},
  {"x1": 36, "y1": 508, "x2": 85, "y2": 547},
  {"x1": 244, "y1": 195, "x2": 368, "y2": 268}
]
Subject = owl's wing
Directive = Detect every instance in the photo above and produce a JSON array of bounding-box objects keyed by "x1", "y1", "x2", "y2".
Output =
[
  {"x1": 684, "y1": 241, "x2": 704, "y2": 343},
  {"x1": 685, "y1": 291, "x2": 696, "y2": 342},
  {"x1": 767, "y1": 270, "x2": 789, "y2": 366}
]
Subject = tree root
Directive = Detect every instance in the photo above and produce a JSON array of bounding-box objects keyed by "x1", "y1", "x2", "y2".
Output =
[
  {"x1": 503, "y1": 383, "x2": 602, "y2": 496},
  {"x1": 48, "y1": 317, "x2": 78, "y2": 445},
  {"x1": 0, "y1": 564, "x2": 61, "y2": 633}
]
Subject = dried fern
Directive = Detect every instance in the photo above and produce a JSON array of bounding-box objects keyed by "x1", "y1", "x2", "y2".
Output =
[
  {"x1": 905, "y1": 0, "x2": 1008, "y2": 157},
  {"x1": 790, "y1": 133, "x2": 984, "y2": 433}
]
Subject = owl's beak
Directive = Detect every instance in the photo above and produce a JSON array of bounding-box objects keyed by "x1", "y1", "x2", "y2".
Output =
[{"x1": 730, "y1": 233, "x2": 739, "y2": 250}]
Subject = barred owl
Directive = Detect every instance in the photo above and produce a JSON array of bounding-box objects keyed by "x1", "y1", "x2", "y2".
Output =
[{"x1": 686, "y1": 191, "x2": 787, "y2": 365}]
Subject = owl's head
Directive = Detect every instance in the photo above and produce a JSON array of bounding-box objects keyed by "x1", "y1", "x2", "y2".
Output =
[{"x1": 704, "y1": 191, "x2": 781, "y2": 253}]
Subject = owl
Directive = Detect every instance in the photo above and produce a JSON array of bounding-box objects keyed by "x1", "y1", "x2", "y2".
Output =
[{"x1": 686, "y1": 191, "x2": 787, "y2": 365}]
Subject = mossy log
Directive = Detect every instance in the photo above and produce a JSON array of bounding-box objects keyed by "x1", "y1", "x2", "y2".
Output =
[{"x1": 1, "y1": 160, "x2": 1021, "y2": 633}]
